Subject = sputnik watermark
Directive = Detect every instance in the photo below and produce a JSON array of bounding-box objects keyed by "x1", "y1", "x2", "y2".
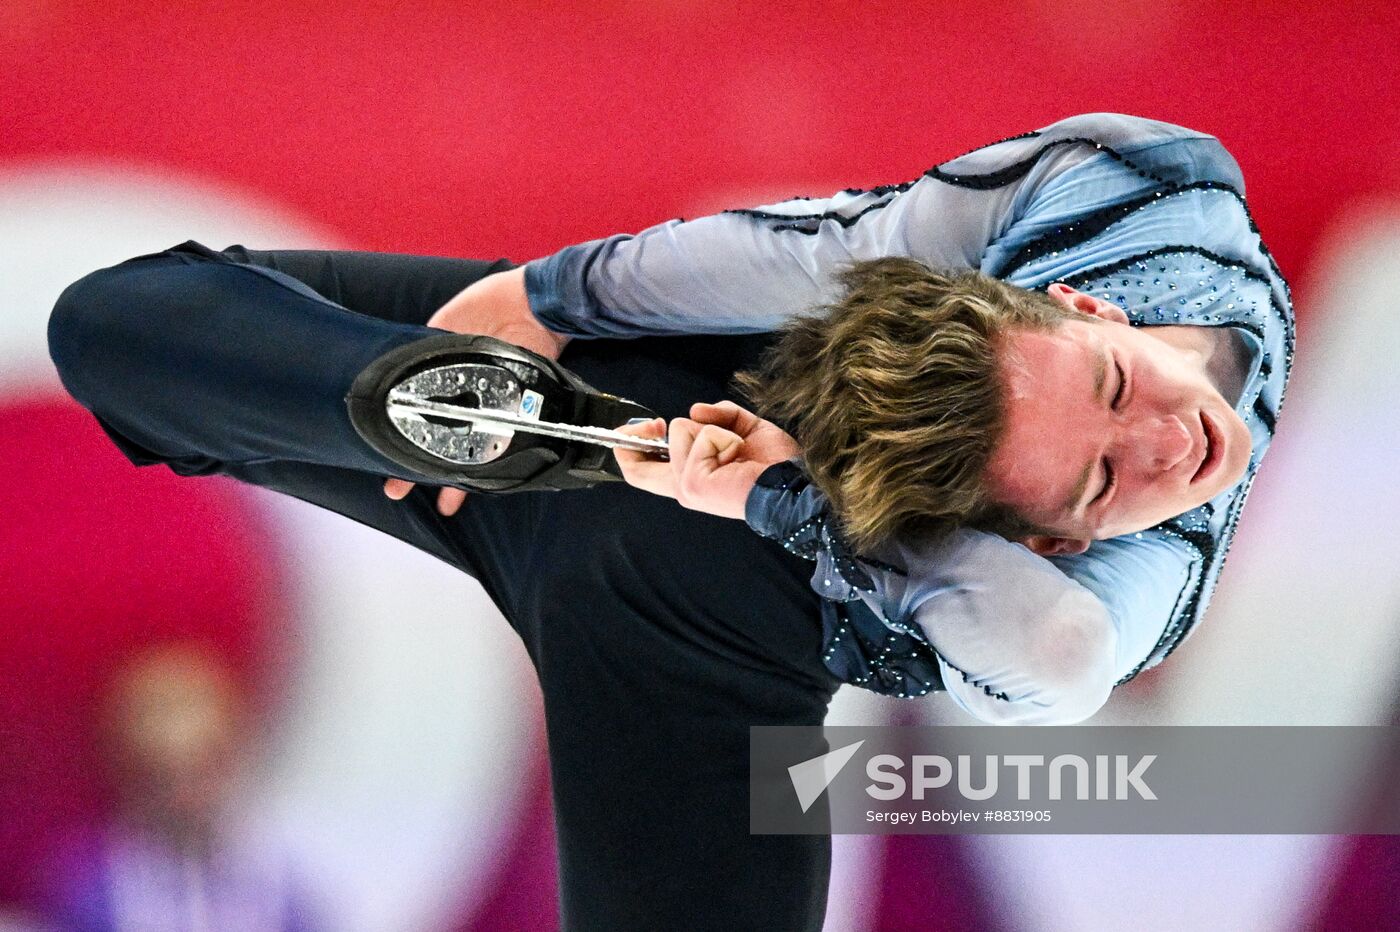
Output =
[
  {"x1": 751, "y1": 725, "x2": 1400, "y2": 834},
  {"x1": 788, "y1": 741, "x2": 864, "y2": 813},
  {"x1": 787, "y1": 744, "x2": 1154, "y2": 814},
  {"x1": 865, "y1": 753, "x2": 1156, "y2": 801}
]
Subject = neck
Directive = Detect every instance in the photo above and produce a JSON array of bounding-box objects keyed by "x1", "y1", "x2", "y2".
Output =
[{"x1": 1147, "y1": 324, "x2": 1250, "y2": 404}]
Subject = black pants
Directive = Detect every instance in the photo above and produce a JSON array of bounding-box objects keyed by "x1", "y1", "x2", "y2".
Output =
[{"x1": 48, "y1": 243, "x2": 840, "y2": 931}]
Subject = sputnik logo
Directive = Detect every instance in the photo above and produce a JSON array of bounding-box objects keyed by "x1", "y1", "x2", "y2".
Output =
[{"x1": 788, "y1": 740, "x2": 865, "y2": 813}]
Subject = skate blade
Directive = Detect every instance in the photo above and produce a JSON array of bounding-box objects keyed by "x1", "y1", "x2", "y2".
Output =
[{"x1": 386, "y1": 363, "x2": 669, "y2": 466}]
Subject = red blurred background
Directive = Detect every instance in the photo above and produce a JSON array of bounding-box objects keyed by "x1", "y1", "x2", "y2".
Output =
[{"x1": 3, "y1": 2, "x2": 1398, "y2": 929}]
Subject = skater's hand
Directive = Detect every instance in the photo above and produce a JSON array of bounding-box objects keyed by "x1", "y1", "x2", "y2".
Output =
[
  {"x1": 382, "y1": 474, "x2": 470, "y2": 516},
  {"x1": 383, "y1": 267, "x2": 570, "y2": 516},
  {"x1": 615, "y1": 401, "x2": 801, "y2": 520},
  {"x1": 425, "y1": 267, "x2": 570, "y2": 361}
]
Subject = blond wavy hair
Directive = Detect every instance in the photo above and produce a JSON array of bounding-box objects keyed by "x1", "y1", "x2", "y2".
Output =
[{"x1": 733, "y1": 257, "x2": 1080, "y2": 552}]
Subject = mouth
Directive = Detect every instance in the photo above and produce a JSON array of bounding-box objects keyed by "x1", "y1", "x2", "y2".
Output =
[{"x1": 1192, "y1": 411, "x2": 1223, "y2": 484}]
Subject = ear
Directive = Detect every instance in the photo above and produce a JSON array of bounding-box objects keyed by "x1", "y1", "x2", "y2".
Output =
[
  {"x1": 1019, "y1": 534, "x2": 1092, "y2": 557},
  {"x1": 1046, "y1": 283, "x2": 1130, "y2": 325}
]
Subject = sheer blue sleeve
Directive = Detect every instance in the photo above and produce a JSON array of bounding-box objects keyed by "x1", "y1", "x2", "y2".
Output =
[{"x1": 518, "y1": 115, "x2": 1206, "y2": 338}]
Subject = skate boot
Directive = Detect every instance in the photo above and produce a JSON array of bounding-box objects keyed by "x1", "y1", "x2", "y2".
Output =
[{"x1": 346, "y1": 333, "x2": 660, "y2": 493}]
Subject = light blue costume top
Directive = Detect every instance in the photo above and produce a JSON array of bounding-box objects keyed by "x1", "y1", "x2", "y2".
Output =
[{"x1": 523, "y1": 113, "x2": 1293, "y2": 724}]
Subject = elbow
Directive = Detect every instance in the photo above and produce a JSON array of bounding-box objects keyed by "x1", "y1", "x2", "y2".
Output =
[{"x1": 945, "y1": 595, "x2": 1117, "y2": 726}]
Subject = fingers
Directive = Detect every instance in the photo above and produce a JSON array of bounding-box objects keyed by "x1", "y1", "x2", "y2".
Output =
[
  {"x1": 436, "y1": 488, "x2": 468, "y2": 516},
  {"x1": 691, "y1": 400, "x2": 802, "y2": 463},
  {"x1": 383, "y1": 476, "x2": 468, "y2": 516},
  {"x1": 689, "y1": 400, "x2": 762, "y2": 436},
  {"x1": 669, "y1": 419, "x2": 743, "y2": 499},
  {"x1": 664, "y1": 417, "x2": 753, "y2": 519},
  {"x1": 385, "y1": 411, "x2": 743, "y2": 513},
  {"x1": 423, "y1": 268, "x2": 569, "y2": 361},
  {"x1": 692, "y1": 423, "x2": 744, "y2": 471},
  {"x1": 667, "y1": 417, "x2": 697, "y2": 486},
  {"x1": 613, "y1": 417, "x2": 676, "y2": 497}
]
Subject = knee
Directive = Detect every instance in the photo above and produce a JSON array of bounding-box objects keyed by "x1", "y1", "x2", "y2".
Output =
[
  {"x1": 49, "y1": 266, "x2": 114, "y2": 406},
  {"x1": 48, "y1": 258, "x2": 181, "y2": 407}
]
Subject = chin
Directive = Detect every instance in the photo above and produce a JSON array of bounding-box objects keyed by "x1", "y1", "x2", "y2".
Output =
[{"x1": 1216, "y1": 405, "x2": 1253, "y2": 491}]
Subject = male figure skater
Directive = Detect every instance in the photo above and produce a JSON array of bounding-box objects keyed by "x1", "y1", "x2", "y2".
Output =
[{"x1": 48, "y1": 112, "x2": 1290, "y2": 930}]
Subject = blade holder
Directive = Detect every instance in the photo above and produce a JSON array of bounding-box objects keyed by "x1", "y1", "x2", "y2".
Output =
[{"x1": 384, "y1": 362, "x2": 669, "y2": 467}]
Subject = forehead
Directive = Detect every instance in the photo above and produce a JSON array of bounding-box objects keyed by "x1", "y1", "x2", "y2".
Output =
[
  {"x1": 996, "y1": 320, "x2": 1100, "y2": 395},
  {"x1": 985, "y1": 321, "x2": 1103, "y2": 523}
]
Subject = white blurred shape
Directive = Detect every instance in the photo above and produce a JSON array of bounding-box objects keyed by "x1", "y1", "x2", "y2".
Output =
[
  {"x1": 823, "y1": 685, "x2": 902, "y2": 932},
  {"x1": 257, "y1": 493, "x2": 536, "y2": 932},
  {"x1": 967, "y1": 834, "x2": 1327, "y2": 932},
  {"x1": 0, "y1": 164, "x2": 536, "y2": 932}
]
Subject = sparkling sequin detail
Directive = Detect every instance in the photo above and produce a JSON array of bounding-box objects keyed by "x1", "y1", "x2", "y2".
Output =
[
  {"x1": 754, "y1": 462, "x2": 941, "y2": 698},
  {"x1": 819, "y1": 601, "x2": 945, "y2": 698},
  {"x1": 719, "y1": 131, "x2": 1051, "y2": 233},
  {"x1": 998, "y1": 183, "x2": 1246, "y2": 277},
  {"x1": 721, "y1": 131, "x2": 1180, "y2": 235}
]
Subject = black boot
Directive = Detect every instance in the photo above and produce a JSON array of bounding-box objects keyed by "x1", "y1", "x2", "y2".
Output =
[{"x1": 345, "y1": 333, "x2": 656, "y2": 493}]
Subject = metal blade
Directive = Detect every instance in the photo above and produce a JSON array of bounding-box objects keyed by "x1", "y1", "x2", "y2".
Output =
[{"x1": 387, "y1": 391, "x2": 670, "y2": 455}]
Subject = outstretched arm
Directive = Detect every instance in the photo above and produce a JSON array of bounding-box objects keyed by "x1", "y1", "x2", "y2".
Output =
[
  {"x1": 519, "y1": 113, "x2": 1217, "y2": 339},
  {"x1": 522, "y1": 137, "x2": 1100, "y2": 339}
]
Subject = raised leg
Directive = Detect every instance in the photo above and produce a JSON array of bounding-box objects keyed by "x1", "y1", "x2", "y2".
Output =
[{"x1": 49, "y1": 242, "x2": 842, "y2": 929}]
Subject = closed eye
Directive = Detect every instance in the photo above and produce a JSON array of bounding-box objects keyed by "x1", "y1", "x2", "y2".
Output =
[
  {"x1": 1111, "y1": 359, "x2": 1126, "y2": 410},
  {"x1": 1093, "y1": 458, "x2": 1115, "y2": 505}
]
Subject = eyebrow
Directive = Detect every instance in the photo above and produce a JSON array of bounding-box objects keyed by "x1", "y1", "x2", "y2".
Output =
[{"x1": 1057, "y1": 347, "x2": 1111, "y2": 517}]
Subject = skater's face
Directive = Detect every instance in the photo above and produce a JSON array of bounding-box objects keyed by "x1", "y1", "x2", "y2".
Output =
[{"x1": 983, "y1": 286, "x2": 1251, "y2": 556}]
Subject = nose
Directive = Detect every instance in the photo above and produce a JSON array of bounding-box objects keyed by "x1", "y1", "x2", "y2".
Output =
[{"x1": 1129, "y1": 414, "x2": 1194, "y2": 473}]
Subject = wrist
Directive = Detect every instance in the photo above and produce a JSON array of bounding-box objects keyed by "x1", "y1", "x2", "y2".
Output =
[{"x1": 744, "y1": 459, "x2": 808, "y2": 537}]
